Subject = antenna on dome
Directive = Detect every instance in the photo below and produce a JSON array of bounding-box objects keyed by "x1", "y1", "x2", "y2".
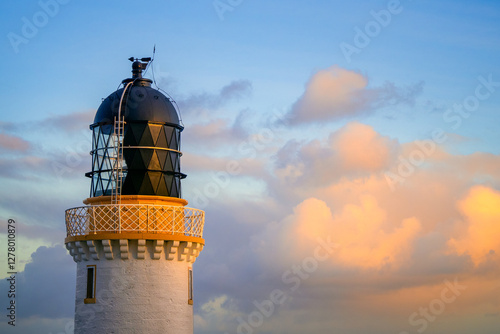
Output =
[{"x1": 128, "y1": 56, "x2": 151, "y2": 79}]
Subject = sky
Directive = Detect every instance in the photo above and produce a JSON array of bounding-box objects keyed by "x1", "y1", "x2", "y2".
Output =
[{"x1": 0, "y1": 0, "x2": 499, "y2": 333}]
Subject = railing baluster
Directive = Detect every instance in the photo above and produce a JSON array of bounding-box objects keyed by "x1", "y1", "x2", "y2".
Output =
[
  {"x1": 118, "y1": 204, "x2": 121, "y2": 233},
  {"x1": 174, "y1": 208, "x2": 177, "y2": 234},
  {"x1": 92, "y1": 207, "x2": 96, "y2": 234}
]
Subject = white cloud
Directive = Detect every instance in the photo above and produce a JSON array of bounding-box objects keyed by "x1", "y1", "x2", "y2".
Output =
[{"x1": 0, "y1": 245, "x2": 75, "y2": 324}]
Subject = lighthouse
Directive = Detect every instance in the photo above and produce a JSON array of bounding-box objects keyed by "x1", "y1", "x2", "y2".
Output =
[{"x1": 64, "y1": 58, "x2": 205, "y2": 334}]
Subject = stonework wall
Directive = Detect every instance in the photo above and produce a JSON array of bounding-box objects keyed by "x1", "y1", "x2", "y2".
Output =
[{"x1": 66, "y1": 239, "x2": 203, "y2": 334}]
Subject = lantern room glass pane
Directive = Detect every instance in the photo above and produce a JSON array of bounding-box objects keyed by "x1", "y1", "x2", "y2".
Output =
[
  {"x1": 88, "y1": 122, "x2": 182, "y2": 198},
  {"x1": 89, "y1": 124, "x2": 127, "y2": 197}
]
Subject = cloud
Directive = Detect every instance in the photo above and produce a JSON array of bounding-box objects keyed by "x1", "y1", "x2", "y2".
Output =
[
  {"x1": 220, "y1": 80, "x2": 252, "y2": 100},
  {"x1": 448, "y1": 185, "x2": 500, "y2": 265},
  {"x1": 194, "y1": 295, "x2": 242, "y2": 333},
  {"x1": 0, "y1": 316, "x2": 74, "y2": 334},
  {"x1": 253, "y1": 195, "x2": 421, "y2": 271},
  {"x1": 0, "y1": 148, "x2": 89, "y2": 182},
  {"x1": 178, "y1": 79, "x2": 252, "y2": 115},
  {"x1": 0, "y1": 219, "x2": 65, "y2": 246},
  {"x1": 289, "y1": 66, "x2": 368, "y2": 124},
  {"x1": 0, "y1": 121, "x2": 17, "y2": 132},
  {"x1": 0, "y1": 220, "x2": 67, "y2": 276},
  {"x1": 43, "y1": 110, "x2": 95, "y2": 133},
  {"x1": 0, "y1": 245, "x2": 75, "y2": 319},
  {"x1": 0, "y1": 109, "x2": 93, "y2": 181},
  {"x1": 273, "y1": 122, "x2": 399, "y2": 189},
  {"x1": 221, "y1": 120, "x2": 500, "y2": 333},
  {"x1": 3, "y1": 104, "x2": 496, "y2": 334},
  {"x1": 183, "y1": 109, "x2": 249, "y2": 148},
  {"x1": 0, "y1": 110, "x2": 92, "y2": 184},
  {"x1": 253, "y1": 121, "x2": 500, "y2": 279},
  {"x1": 1, "y1": 110, "x2": 95, "y2": 135},
  {"x1": 331, "y1": 122, "x2": 399, "y2": 171},
  {"x1": 0, "y1": 133, "x2": 31, "y2": 151},
  {"x1": 0, "y1": 245, "x2": 75, "y2": 334},
  {"x1": 183, "y1": 151, "x2": 263, "y2": 176},
  {"x1": 286, "y1": 66, "x2": 423, "y2": 124}
]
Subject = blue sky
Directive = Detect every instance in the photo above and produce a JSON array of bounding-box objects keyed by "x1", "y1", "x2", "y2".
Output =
[{"x1": 1, "y1": 1, "x2": 500, "y2": 333}]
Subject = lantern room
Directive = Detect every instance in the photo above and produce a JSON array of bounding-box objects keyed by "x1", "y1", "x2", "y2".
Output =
[{"x1": 85, "y1": 58, "x2": 185, "y2": 198}]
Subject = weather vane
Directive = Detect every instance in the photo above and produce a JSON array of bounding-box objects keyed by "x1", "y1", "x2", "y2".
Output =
[{"x1": 128, "y1": 56, "x2": 152, "y2": 79}]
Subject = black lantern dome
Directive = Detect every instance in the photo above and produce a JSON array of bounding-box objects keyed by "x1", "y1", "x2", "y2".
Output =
[{"x1": 86, "y1": 58, "x2": 185, "y2": 198}]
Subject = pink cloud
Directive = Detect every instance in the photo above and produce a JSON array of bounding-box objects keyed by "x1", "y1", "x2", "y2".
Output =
[
  {"x1": 39, "y1": 110, "x2": 95, "y2": 133},
  {"x1": 183, "y1": 112, "x2": 248, "y2": 147},
  {"x1": 0, "y1": 132, "x2": 31, "y2": 151}
]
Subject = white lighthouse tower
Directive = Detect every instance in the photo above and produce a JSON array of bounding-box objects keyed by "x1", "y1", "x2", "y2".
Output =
[{"x1": 64, "y1": 58, "x2": 205, "y2": 334}]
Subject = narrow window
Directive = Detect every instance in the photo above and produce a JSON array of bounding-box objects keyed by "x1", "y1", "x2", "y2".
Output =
[
  {"x1": 84, "y1": 265, "x2": 96, "y2": 304},
  {"x1": 188, "y1": 268, "x2": 193, "y2": 305}
]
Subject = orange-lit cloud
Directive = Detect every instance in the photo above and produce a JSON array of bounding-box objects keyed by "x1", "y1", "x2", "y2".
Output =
[
  {"x1": 256, "y1": 121, "x2": 500, "y2": 279},
  {"x1": 331, "y1": 122, "x2": 398, "y2": 172},
  {"x1": 287, "y1": 66, "x2": 368, "y2": 124},
  {"x1": 286, "y1": 66, "x2": 422, "y2": 124},
  {"x1": 274, "y1": 122, "x2": 398, "y2": 189},
  {"x1": 233, "y1": 120, "x2": 500, "y2": 334},
  {"x1": 183, "y1": 112, "x2": 500, "y2": 334},
  {"x1": 449, "y1": 185, "x2": 500, "y2": 265},
  {"x1": 289, "y1": 196, "x2": 421, "y2": 269}
]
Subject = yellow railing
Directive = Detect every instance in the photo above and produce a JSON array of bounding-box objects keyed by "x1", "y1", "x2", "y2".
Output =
[{"x1": 65, "y1": 204, "x2": 204, "y2": 238}]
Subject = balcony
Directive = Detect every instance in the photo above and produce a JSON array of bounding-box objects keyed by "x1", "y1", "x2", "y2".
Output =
[{"x1": 65, "y1": 204, "x2": 204, "y2": 239}]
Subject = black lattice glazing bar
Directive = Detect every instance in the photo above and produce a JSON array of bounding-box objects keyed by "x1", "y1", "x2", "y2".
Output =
[{"x1": 86, "y1": 121, "x2": 186, "y2": 198}]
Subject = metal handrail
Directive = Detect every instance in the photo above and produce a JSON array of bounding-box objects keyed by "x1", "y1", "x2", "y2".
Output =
[{"x1": 65, "y1": 204, "x2": 205, "y2": 238}]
